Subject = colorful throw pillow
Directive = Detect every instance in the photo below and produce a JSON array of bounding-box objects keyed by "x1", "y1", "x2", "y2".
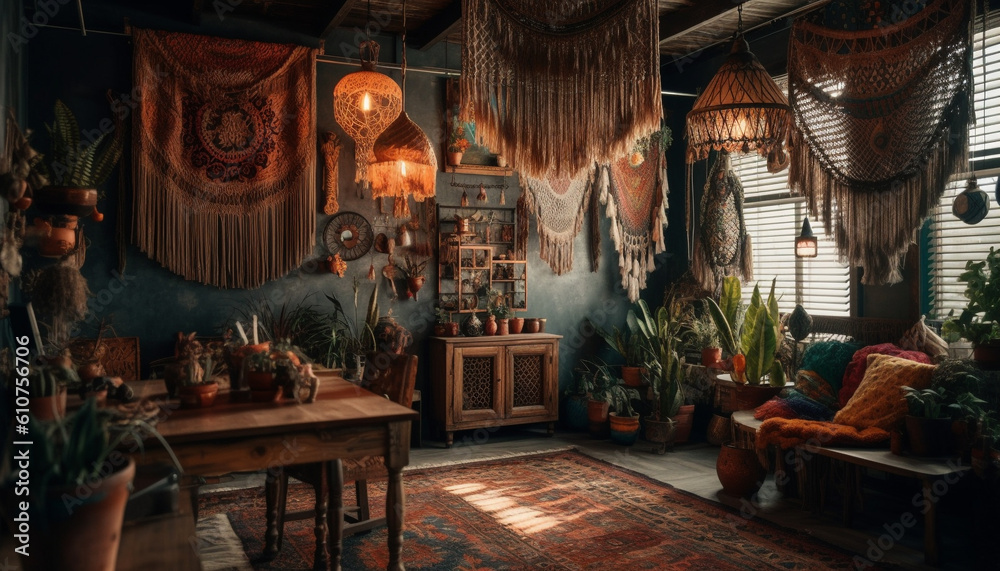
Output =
[
  {"x1": 799, "y1": 341, "x2": 860, "y2": 393},
  {"x1": 897, "y1": 316, "x2": 950, "y2": 363},
  {"x1": 833, "y1": 354, "x2": 936, "y2": 431},
  {"x1": 838, "y1": 343, "x2": 933, "y2": 406}
]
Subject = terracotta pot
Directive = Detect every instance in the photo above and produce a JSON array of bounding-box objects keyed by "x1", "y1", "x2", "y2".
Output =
[
  {"x1": 905, "y1": 415, "x2": 954, "y2": 457},
  {"x1": 621, "y1": 366, "x2": 644, "y2": 387},
  {"x1": 645, "y1": 417, "x2": 677, "y2": 454},
  {"x1": 509, "y1": 317, "x2": 525, "y2": 334},
  {"x1": 671, "y1": 404, "x2": 696, "y2": 445},
  {"x1": 178, "y1": 382, "x2": 219, "y2": 408},
  {"x1": 445, "y1": 322, "x2": 460, "y2": 337},
  {"x1": 716, "y1": 443, "x2": 766, "y2": 497},
  {"x1": 609, "y1": 413, "x2": 641, "y2": 446},
  {"x1": 496, "y1": 318, "x2": 509, "y2": 336},
  {"x1": 17, "y1": 458, "x2": 135, "y2": 571},
  {"x1": 29, "y1": 388, "x2": 68, "y2": 421},
  {"x1": 32, "y1": 185, "x2": 98, "y2": 217},
  {"x1": 433, "y1": 323, "x2": 448, "y2": 336},
  {"x1": 523, "y1": 318, "x2": 540, "y2": 333},
  {"x1": 407, "y1": 276, "x2": 426, "y2": 299},
  {"x1": 246, "y1": 371, "x2": 277, "y2": 391},
  {"x1": 973, "y1": 339, "x2": 1000, "y2": 370},
  {"x1": 587, "y1": 399, "x2": 610, "y2": 438},
  {"x1": 38, "y1": 225, "x2": 76, "y2": 257},
  {"x1": 484, "y1": 314, "x2": 498, "y2": 336},
  {"x1": 701, "y1": 347, "x2": 722, "y2": 367},
  {"x1": 446, "y1": 151, "x2": 463, "y2": 166}
]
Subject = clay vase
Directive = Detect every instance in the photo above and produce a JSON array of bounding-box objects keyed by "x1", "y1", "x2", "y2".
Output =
[
  {"x1": 701, "y1": 347, "x2": 722, "y2": 367},
  {"x1": 523, "y1": 318, "x2": 540, "y2": 333},
  {"x1": 609, "y1": 413, "x2": 641, "y2": 446},
  {"x1": 407, "y1": 276, "x2": 425, "y2": 299},
  {"x1": 509, "y1": 317, "x2": 525, "y2": 334},
  {"x1": 484, "y1": 315, "x2": 498, "y2": 336},
  {"x1": 19, "y1": 458, "x2": 135, "y2": 571},
  {"x1": 716, "y1": 443, "x2": 766, "y2": 497},
  {"x1": 447, "y1": 151, "x2": 463, "y2": 166},
  {"x1": 537, "y1": 318, "x2": 547, "y2": 333},
  {"x1": 671, "y1": 404, "x2": 697, "y2": 445},
  {"x1": 445, "y1": 322, "x2": 460, "y2": 337},
  {"x1": 178, "y1": 382, "x2": 219, "y2": 408},
  {"x1": 37, "y1": 222, "x2": 77, "y2": 258},
  {"x1": 462, "y1": 313, "x2": 483, "y2": 337},
  {"x1": 497, "y1": 318, "x2": 510, "y2": 335},
  {"x1": 433, "y1": 323, "x2": 448, "y2": 336}
]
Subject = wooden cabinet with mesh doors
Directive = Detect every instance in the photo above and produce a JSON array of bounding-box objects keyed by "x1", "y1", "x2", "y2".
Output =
[{"x1": 430, "y1": 334, "x2": 561, "y2": 447}]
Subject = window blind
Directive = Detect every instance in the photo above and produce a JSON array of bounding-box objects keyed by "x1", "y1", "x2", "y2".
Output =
[
  {"x1": 929, "y1": 16, "x2": 1000, "y2": 319},
  {"x1": 729, "y1": 151, "x2": 851, "y2": 317}
]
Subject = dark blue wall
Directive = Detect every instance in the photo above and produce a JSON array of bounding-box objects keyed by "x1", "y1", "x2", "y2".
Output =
[{"x1": 19, "y1": 22, "x2": 692, "y2": 413}]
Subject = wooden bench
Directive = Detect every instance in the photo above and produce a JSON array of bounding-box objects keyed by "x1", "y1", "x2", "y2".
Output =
[{"x1": 732, "y1": 411, "x2": 970, "y2": 566}]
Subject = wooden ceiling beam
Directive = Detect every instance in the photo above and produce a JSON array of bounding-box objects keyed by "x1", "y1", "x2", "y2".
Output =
[
  {"x1": 319, "y1": 0, "x2": 361, "y2": 39},
  {"x1": 411, "y1": 0, "x2": 462, "y2": 51},
  {"x1": 659, "y1": 0, "x2": 749, "y2": 45}
]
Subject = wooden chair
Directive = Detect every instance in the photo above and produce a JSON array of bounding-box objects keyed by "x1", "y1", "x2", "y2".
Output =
[{"x1": 263, "y1": 353, "x2": 418, "y2": 570}]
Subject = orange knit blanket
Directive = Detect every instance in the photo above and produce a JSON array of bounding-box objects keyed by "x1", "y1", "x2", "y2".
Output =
[{"x1": 756, "y1": 418, "x2": 889, "y2": 451}]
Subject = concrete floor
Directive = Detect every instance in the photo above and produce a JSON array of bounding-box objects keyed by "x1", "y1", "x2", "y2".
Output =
[{"x1": 405, "y1": 427, "x2": 986, "y2": 571}]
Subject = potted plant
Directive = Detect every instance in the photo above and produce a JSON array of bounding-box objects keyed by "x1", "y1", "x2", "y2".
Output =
[
  {"x1": 245, "y1": 350, "x2": 280, "y2": 402},
  {"x1": 942, "y1": 247, "x2": 1000, "y2": 368},
  {"x1": 30, "y1": 100, "x2": 122, "y2": 222},
  {"x1": 706, "y1": 276, "x2": 786, "y2": 409},
  {"x1": 446, "y1": 122, "x2": 471, "y2": 166},
  {"x1": 1, "y1": 398, "x2": 180, "y2": 571},
  {"x1": 902, "y1": 385, "x2": 987, "y2": 457},
  {"x1": 639, "y1": 289, "x2": 696, "y2": 449},
  {"x1": 401, "y1": 255, "x2": 428, "y2": 300},
  {"x1": 434, "y1": 306, "x2": 459, "y2": 337},
  {"x1": 176, "y1": 353, "x2": 220, "y2": 408},
  {"x1": 689, "y1": 308, "x2": 722, "y2": 367},
  {"x1": 594, "y1": 305, "x2": 653, "y2": 387},
  {"x1": 487, "y1": 289, "x2": 511, "y2": 335},
  {"x1": 328, "y1": 277, "x2": 379, "y2": 382},
  {"x1": 27, "y1": 359, "x2": 77, "y2": 420},
  {"x1": 576, "y1": 359, "x2": 640, "y2": 439}
]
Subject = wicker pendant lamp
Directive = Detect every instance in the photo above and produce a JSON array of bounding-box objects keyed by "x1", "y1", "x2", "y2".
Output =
[
  {"x1": 370, "y1": 0, "x2": 437, "y2": 219},
  {"x1": 685, "y1": 5, "x2": 791, "y2": 170},
  {"x1": 333, "y1": 37, "x2": 402, "y2": 192}
]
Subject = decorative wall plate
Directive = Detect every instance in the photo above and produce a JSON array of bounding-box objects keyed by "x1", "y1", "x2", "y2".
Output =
[{"x1": 323, "y1": 211, "x2": 373, "y2": 261}]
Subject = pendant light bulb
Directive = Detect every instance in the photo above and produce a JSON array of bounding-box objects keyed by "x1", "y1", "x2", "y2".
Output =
[{"x1": 362, "y1": 92, "x2": 372, "y2": 112}]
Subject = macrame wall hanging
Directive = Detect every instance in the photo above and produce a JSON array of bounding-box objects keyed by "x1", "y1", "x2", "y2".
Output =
[
  {"x1": 598, "y1": 141, "x2": 669, "y2": 302},
  {"x1": 322, "y1": 132, "x2": 342, "y2": 215},
  {"x1": 461, "y1": 0, "x2": 662, "y2": 178},
  {"x1": 132, "y1": 29, "x2": 317, "y2": 289},
  {"x1": 691, "y1": 152, "x2": 753, "y2": 293},
  {"x1": 523, "y1": 166, "x2": 598, "y2": 275},
  {"x1": 787, "y1": 0, "x2": 972, "y2": 285}
]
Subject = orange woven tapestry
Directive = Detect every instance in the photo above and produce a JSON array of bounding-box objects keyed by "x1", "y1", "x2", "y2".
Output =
[{"x1": 132, "y1": 29, "x2": 317, "y2": 289}]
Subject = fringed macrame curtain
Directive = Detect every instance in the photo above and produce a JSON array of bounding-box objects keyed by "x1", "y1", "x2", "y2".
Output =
[
  {"x1": 523, "y1": 166, "x2": 598, "y2": 275},
  {"x1": 691, "y1": 152, "x2": 753, "y2": 293},
  {"x1": 598, "y1": 142, "x2": 669, "y2": 302},
  {"x1": 787, "y1": 0, "x2": 972, "y2": 285},
  {"x1": 132, "y1": 29, "x2": 317, "y2": 289},
  {"x1": 461, "y1": 0, "x2": 662, "y2": 178}
]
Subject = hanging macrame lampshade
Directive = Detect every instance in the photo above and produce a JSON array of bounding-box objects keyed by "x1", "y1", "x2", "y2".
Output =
[
  {"x1": 370, "y1": 111, "x2": 438, "y2": 218},
  {"x1": 686, "y1": 34, "x2": 791, "y2": 169},
  {"x1": 333, "y1": 40, "x2": 402, "y2": 189}
]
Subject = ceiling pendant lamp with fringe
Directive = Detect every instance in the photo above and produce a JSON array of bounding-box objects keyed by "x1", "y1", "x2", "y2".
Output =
[
  {"x1": 685, "y1": 5, "x2": 791, "y2": 171},
  {"x1": 333, "y1": 39, "x2": 402, "y2": 192},
  {"x1": 369, "y1": 0, "x2": 437, "y2": 219}
]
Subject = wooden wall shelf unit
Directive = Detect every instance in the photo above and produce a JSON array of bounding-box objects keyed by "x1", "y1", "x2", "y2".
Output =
[
  {"x1": 430, "y1": 334, "x2": 560, "y2": 447},
  {"x1": 445, "y1": 164, "x2": 514, "y2": 177},
  {"x1": 437, "y1": 205, "x2": 526, "y2": 313}
]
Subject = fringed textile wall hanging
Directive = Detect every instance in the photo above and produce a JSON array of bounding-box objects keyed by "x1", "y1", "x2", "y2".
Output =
[
  {"x1": 461, "y1": 0, "x2": 662, "y2": 178},
  {"x1": 523, "y1": 166, "x2": 598, "y2": 275},
  {"x1": 690, "y1": 152, "x2": 753, "y2": 293},
  {"x1": 599, "y1": 141, "x2": 669, "y2": 302},
  {"x1": 132, "y1": 29, "x2": 317, "y2": 289},
  {"x1": 322, "y1": 132, "x2": 342, "y2": 215},
  {"x1": 589, "y1": 182, "x2": 602, "y2": 273},
  {"x1": 787, "y1": 0, "x2": 972, "y2": 285}
]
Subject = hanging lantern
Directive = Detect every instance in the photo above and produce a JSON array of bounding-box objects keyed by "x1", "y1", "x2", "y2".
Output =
[
  {"x1": 953, "y1": 177, "x2": 990, "y2": 225},
  {"x1": 794, "y1": 217, "x2": 818, "y2": 258},
  {"x1": 333, "y1": 40, "x2": 402, "y2": 191},
  {"x1": 685, "y1": 7, "x2": 791, "y2": 169}
]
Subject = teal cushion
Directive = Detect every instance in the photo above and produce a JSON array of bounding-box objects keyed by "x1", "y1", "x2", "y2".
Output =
[{"x1": 799, "y1": 341, "x2": 861, "y2": 393}]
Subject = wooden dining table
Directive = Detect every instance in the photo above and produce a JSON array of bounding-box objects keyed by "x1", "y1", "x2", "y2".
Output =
[{"x1": 128, "y1": 372, "x2": 418, "y2": 571}]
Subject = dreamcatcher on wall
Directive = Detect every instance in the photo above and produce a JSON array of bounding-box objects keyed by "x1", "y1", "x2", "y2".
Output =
[{"x1": 690, "y1": 152, "x2": 753, "y2": 294}]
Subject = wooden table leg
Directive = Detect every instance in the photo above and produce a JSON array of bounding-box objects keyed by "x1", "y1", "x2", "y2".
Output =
[
  {"x1": 263, "y1": 467, "x2": 285, "y2": 560},
  {"x1": 326, "y1": 459, "x2": 344, "y2": 571},
  {"x1": 922, "y1": 477, "x2": 939, "y2": 566},
  {"x1": 386, "y1": 420, "x2": 411, "y2": 571},
  {"x1": 313, "y1": 462, "x2": 331, "y2": 571}
]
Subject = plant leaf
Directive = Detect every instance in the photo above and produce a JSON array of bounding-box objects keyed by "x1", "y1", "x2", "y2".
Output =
[
  {"x1": 705, "y1": 298, "x2": 738, "y2": 356},
  {"x1": 719, "y1": 276, "x2": 742, "y2": 332},
  {"x1": 741, "y1": 300, "x2": 777, "y2": 385}
]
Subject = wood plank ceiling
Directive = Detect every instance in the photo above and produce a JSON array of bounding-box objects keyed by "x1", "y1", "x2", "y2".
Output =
[{"x1": 145, "y1": 0, "x2": 825, "y2": 55}]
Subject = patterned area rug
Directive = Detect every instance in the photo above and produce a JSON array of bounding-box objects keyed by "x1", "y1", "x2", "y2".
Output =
[{"x1": 198, "y1": 450, "x2": 879, "y2": 570}]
